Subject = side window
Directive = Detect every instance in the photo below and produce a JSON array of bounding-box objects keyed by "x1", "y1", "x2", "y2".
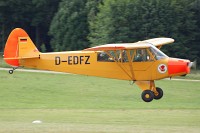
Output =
[
  {"x1": 97, "y1": 50, "x2": 128, "y2": 62},
  {"x1": 97, "y1": 51, "x2": 116, "y2": 62},
  {"x1": 118, "y1": 50, "x2": 128, "y2": 62},
  {"x1": 97, "y1": 52, "x2": 110, "y2": 61},
  {"x1": 133, "y1": 49, "x2": 152, "y2": 62},
  {"x1": 107, "y1": 50, "x2": 117, "y2": 62},
  {"x1": 97, "y1": 49, "x2": 156, "y2": 62}
]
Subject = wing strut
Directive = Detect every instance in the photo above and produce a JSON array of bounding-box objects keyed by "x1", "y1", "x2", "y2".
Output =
[
  {"x1": 104, "y1": 50, "x2": 135, "y2": 81},
  {"x1": 104, "y1": 51, "x2": 132, "y2": 80},
  {"x1": 126, "y1": 49, "x2": 135, "y2": 81}
]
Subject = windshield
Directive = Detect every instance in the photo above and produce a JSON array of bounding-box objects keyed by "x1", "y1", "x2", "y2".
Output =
[{"x1": 149, "y1": 45, "x2": 168, "y2": 60}]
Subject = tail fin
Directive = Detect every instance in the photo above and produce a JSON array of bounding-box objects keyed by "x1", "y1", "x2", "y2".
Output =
[{"x1": 4, "y1": 28, "x2": 40, "y2": 67}]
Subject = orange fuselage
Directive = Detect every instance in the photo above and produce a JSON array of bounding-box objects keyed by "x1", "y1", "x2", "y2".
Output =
[{"x1": 19, "y1": 51, "x2": 190, "y2": 81}]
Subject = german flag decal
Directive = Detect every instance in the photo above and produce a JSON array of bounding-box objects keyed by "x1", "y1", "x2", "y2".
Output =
[{"x1": 20, "y1": 38, "x2": 27, "y2": 43}]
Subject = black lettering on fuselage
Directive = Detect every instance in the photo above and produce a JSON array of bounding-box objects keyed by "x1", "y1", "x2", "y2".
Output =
[
  {"x1": 80, "y1": 56, "x2": 84, "y2": 65},
  {"x1": 85, "y1": 56, "x2": 90, "y2": 64},
  {"x1": 55, "y1": 56, "x2": 61, "y2": 65},
  {"x1": 73, "y1": 56, "x2": 79, "y2": 65},
  {"x1": 54, "y1": 55, "x2": 90, "y2": 65},
  {"x1": 68, "y1": 56, "x2": 72, "y2": 65}
]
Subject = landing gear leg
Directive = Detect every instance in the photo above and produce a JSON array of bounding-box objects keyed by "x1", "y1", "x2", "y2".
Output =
[
  {"x1": 8, "y1": 67, "x2": 18, "y2": 74},
  {"x1": 135, "y1": 80, "x2": 164, "y2": 102},
  {"x1": 154, "y1": 87, "x2": 163, "y2": 100},
  {"x1": 150, "y1": 81, "x2": 164, "y2": 100}
]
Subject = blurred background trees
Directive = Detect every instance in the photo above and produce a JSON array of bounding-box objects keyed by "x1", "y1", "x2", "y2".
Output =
[
  {"x1": 0, "y1": 0, "x2": 60, "y2": 51},
  {"x1": 0, "y1": 0, "x2": 199, "y2": 65}
]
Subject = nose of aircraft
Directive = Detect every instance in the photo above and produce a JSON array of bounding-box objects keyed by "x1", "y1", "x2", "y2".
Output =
[{"x1": 168, "y1": 58, "x2": 191, "y2": 77}]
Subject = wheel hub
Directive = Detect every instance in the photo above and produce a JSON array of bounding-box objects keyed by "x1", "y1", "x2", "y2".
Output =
[{"x1": 145, "y1": 94, "x2": 150, "y2": 98}]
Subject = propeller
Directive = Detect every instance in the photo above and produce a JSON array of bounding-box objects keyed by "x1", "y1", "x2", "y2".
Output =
[{"x1": 188, "y1": 60, "x2": 197, "y2": 69}]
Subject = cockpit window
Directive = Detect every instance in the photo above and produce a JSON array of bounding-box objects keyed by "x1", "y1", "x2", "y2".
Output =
[
  {"x1": 97, "y1": 50, "x2": 128, "y2": 62},
  {"x1": 133, "y1": 49, "x2": 151, "y2": 62},
  {"x1": 97, "y1": 51, "x2": 110, "y2": 61},
  {"x1": 97, "y1": 45, "x2": 168, "y2": 62},
  {"x1": 149, "y1": 45, "x2": 168, "y2": 60}
]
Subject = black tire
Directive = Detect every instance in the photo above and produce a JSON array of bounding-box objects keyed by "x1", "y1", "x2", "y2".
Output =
[
  {"x1": 8, "y1": 70, "x2": 13, "y2": 74},
  {"x1": 141, "y1": 90, "x2": 154, "y2": 102},
  {"x1": 154, "y1": 87, "x2": 163, "y2": 100}
]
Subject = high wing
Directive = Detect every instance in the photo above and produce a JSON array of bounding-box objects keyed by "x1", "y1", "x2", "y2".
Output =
[
  {"x1": 84, "y1": 42, "x2": 151, "y2": 51},
  {"x1": 141, "y1": 38, "x2": 174, "y2": 49},
  {"x1": 84, "y1": 38, "x2": 174, "y2": 51}
]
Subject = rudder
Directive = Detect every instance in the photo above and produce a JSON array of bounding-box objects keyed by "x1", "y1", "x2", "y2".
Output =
[{"x1": 4, "y1": 28, "x2": 40, "y2": 67}]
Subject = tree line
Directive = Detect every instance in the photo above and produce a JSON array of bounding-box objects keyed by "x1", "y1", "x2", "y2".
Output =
[{"x1": 0, "y1": 0, "x2": 199, "y2": 65}]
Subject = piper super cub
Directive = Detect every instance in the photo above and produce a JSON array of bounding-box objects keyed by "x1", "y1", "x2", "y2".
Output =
[{"x1": 4, "y1": 28, "x2": 193, "y2": 102}]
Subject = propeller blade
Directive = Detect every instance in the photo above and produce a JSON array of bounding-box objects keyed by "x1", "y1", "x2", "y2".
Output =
[{"x1": 188, "y1": 60, "x2": 197, "y2": 69}]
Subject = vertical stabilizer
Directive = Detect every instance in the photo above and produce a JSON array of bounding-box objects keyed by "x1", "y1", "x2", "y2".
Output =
[{"x1": 4, "y1": 28, "x2": 40, "y2": 67}]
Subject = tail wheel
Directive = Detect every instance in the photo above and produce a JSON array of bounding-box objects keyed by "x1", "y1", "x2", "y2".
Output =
[
  {"x1": 141, "y1": 90, "x2": 154, "y2": 102},
  {"x1": 8, "y1": 70, "x2": 14, "y2": 74},
  {"x1": 154, "y1": 87, "x2": 163, "y2": 100}
]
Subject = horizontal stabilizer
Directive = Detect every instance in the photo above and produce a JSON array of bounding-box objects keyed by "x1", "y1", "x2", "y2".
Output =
[{"x1": 4, "y1": 56, "x2": 39, "y2": 60}]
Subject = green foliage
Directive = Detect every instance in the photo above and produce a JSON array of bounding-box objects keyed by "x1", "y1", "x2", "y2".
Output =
[
  {"x1": 40, "y1": 43, "x2": 47, "y2": 52},
  {"x1": 0, "y1": 0, "x2": 32, "y2": 50},
  {"x1": 89, "y1": 0, "x2": 137, "y2": 45},
  {"x1": 191, "y1": 0, "x2": 200, "y2": 65},
  {"x1": 0, "y1": 0, "x2": 60, "y2": 51},
  {"x1": 0, "y1": 0, "x2": 200, "y2": 66},
  {"x1": 48, "y1": 0, "x2": 102, "y2": 51},
  {"x1": 89, "y1": 0, "x2": 199, "y2": 63},
  {"x1": 31, "y1": 0, "x2": 61, "y2": 48},
  {"x1": 49, "y1": 0, "x2": 90, "y2": 51}
]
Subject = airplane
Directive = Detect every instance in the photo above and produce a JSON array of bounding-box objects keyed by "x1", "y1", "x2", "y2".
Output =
[{"x1": 3, "y1": 28, "x2": 193, "y2": 102}]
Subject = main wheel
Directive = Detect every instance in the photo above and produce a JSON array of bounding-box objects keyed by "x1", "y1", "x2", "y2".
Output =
[
  {"x1": 141, "y1": 90, "x2": 154, "y2": 102},
  {"x1": 154, "y1": 87, "x2": 163, "y2": 100}
]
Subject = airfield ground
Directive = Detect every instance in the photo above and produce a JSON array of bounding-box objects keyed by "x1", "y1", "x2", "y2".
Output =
[{"x1": 0, "y1": 69, "x2": 200, "y2": 133}]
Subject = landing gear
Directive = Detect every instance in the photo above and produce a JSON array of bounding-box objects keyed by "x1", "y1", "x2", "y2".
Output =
[
  {"x1": 141, "y1": 90, "x2": 154, "y2": 102},
  {"x1": 141, "y1": 87, "x2": 163, "y2": 102},
  {"x1": 8, "y1": 70, "x2": 14, "y2": 74},
  {"x1": 8, "y1": 67, "x2": 18, "y2": 74},
  {"x1": 154, "y1": 87, "x2": 163, "y2": 100},
  {"x1": 136, "y1": 81, "x2": 164, "y2": 102}
]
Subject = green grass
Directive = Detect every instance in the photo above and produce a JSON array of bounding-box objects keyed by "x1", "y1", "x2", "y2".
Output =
[
  {"x1": 175, "y1": 70, "x2": 200, "y2": 80},
  {"x1": 0, "y1": 70, "x2": 200, "y2": 133}
]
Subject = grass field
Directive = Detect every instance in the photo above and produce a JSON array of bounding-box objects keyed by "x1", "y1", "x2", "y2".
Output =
[{"x1": 0, "y1": 69, "x2": 200, "y2": 133}]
